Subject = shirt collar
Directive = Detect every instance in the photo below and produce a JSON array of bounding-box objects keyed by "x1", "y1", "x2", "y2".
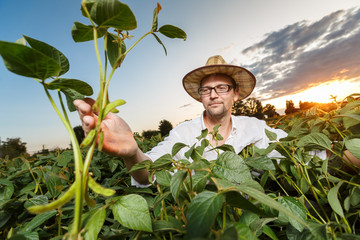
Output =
[{"x1": 200, "y1": 111, "x2": 237, "y2": 133}]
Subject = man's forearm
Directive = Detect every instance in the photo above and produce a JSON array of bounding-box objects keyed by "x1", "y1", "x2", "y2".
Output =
[{"x1": 123, "y1": 148, "x2": 153, "y2": 185}]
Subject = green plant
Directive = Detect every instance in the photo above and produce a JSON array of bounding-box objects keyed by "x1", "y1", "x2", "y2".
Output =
[
  {"x1": 0, "y1": 96, "x2": 359, "y2": 239},
  {"x1": 0, "y1": 0, "x2": 185, "y2": 239},
  {"x1": 1, "y1": 0, "x2": 360, "y2": 239}
]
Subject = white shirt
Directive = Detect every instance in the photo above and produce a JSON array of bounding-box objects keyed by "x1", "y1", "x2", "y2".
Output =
[
  {"x1": 146, "y1": 113, "x2": 288, "y2": 161},
  {"x1": 132, "y1": 113, "x2": 288, "y2": 187}
]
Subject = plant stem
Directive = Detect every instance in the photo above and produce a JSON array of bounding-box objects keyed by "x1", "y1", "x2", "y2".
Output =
[
  {"x1": 222, "y1": 204, "x2": 226, "y2": 232},
  {"x1": 124, "y1": 32, "x2": 151, "y2": 56},
  {"x1": 58, "y1": 90, "x2": 70, "y2": 124},
  {"x1": 42, "y1": 84, "x2": 84, "y2": 237}
]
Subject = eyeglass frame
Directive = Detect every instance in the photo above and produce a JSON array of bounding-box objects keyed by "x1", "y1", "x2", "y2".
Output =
[{"x1": 198, "y1": 84, "x2": 234, "y2": 95}]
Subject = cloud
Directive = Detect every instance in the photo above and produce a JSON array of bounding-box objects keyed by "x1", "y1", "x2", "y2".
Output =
[
  {"x1": 237, "y1": 7, "x2": 360, "y2": 101},
  {"x1": 179, "y1": 103, "x2": 192, "y2": 108},
  {"x1": 217, "y1": 42, "x2": 235, "y2": 54}
]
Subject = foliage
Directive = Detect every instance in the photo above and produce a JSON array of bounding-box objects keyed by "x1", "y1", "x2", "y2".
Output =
[
  {"x1": 0, "y1": 94, "x2": 360, "y2": 239},
  {"x1": 232, "y1": 98, "x2": 278, "y2": 119},
  {"x1": 1, "y1": 0, "x2": 360, "y2": 239},
  {"x1": 0, "y1": 138, "x2": 28, "y2": 159},
  {"x1": 0, "y1": 0, "x2": 186, "y2": 238},
  {"x1": 142, "y1": 130, "x2": 161, "y2": 140},
  {"x1": 263, "y1": 104, "x2": 280, "y2": 118},
  {"x1": 285, "y1": 100, "x2": 300, "y2": 115},
  {"x1": 158, "y1": 119, "x2": 173, "y2": 137}
]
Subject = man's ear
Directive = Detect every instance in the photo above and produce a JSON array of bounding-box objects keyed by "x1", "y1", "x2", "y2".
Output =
[{"x1": 233, "y1": 88, "x2": 239, "y2": 102}]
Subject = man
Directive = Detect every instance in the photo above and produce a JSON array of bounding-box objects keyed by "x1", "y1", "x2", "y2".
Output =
[{"x1": 74, "y1": 55, "x2": 359, "y2": 186}]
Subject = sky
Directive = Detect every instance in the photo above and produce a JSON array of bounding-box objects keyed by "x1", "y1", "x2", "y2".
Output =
[{"x1": 0, "y1": 0, "x2": 359, "y2": 152}]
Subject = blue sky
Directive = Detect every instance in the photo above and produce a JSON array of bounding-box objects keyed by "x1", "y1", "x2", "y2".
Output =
[{"x1": 1, "y1": 0, "x2": 360, "y2": 152}]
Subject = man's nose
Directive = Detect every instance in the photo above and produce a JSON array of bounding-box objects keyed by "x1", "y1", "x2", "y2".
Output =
[{"x1": 209, "y1": 88, "x2": 219, "y2": 98}]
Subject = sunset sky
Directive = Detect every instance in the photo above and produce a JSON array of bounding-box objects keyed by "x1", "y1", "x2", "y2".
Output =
[{"x1": 0, "y1": 0, "x2": 359, "y2": 152}]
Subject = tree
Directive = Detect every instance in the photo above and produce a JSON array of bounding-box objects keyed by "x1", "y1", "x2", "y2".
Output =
[
  {"x1": 263, "y1": 104, "x2": 279, "y2": 118},
  {"x1": 245, "y1": 98, "x2": 264, "y2": 119},
  {"x1": 232, "y1": 100, "x2": 246, "y2": 116},
  {"x1": 142, "y1": 130, "x2": 160, "y2": 139},
  {"x1": 232, "y1": 98, "x2": 264, "y2": 119},
  {"x1": 158, "y1": 119, "x2": 173, "y2": 137},
  {"x1": 0, "y1": 137, "x2": 27, "y2": 159},
  {"x1": 285, "y1": 100, "x2": 299, "y2": 115}
]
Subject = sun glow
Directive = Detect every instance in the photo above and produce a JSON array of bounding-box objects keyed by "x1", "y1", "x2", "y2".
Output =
[{"x1": 263, "y1": 80, "x2": 360, "y2": 114}]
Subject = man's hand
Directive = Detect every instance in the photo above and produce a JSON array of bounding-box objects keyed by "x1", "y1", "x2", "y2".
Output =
[{"x1": 73, "y1": 98, "x2": 138, "y2": 158}]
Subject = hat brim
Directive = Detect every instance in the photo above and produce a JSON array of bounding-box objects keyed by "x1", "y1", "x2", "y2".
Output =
[{"x1": 182, "y1": 64, "x2": 256, "y2": 102}]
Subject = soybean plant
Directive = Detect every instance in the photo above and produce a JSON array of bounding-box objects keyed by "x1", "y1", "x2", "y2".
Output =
[{"x1": 0, "y1": 0, "x2": 186, "y2": 239}]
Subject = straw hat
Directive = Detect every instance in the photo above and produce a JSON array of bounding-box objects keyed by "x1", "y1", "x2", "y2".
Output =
[{"x1": 182, "y1": 55, "x2": 256, "y2": 102}]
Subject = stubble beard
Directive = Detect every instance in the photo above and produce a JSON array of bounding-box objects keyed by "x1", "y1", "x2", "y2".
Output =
[{"x1": 206, "y1": 104, "x2": 228, "y2": 119}]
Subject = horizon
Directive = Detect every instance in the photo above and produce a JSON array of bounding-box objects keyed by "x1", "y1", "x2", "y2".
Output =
[{"x1": 1, "y1": 0, "x2": 359, "y2": 152}]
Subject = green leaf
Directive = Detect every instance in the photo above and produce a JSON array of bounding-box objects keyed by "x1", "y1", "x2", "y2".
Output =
[
  {"x1": 150, "y1": 154, "x2": 173, "y2": 170},
  {"x1": 250, "y1": 217, "x2": 277, "y2": 235},
  {"x1": 350, "y1": 187, "x2": 360, "y2": 206},
  {"x1": 213, "y1": 144, "x2": 235, "y2": 153},
  {"x1": 106, "y1": 33, "x2": 126, "y2": 68},
  {"x1": 108, "y1": 159, "x2": 118, "y2": 172},
  {"x1": 297, "y1": 132, "x2": 332, "y2": 150},
  {"x1": 83, "y1": 0, "x2": 137, "y2": 30},
  {"x1": 19, "y1": 182, "x2": 36, "y2": 195},
  {"x1": 21, "y1": 210, "x2": 57, "y2": 232},
  {"x1": 151, "y1": 33, "x2": 167, "y2": 55},
  {"x1": 265, "y1": 129, "x2": 277, "y2": 141},
  {"x1": 152, "y1": 220, "x2": 178, "y2": 232},
  {"x1": 103, "y1": 99, "x2": 126, "y2": 117},
  {"x1": 196, "y1": 128, "x2": 209, "y2": 140},
  {"x1": 340, "y1": 99, "x2": 360, "y2": 114},
  {"x1": 186, "y1": 191, "x2": 224, "y2": 238},
  {"x1": 151, "y1": 3, "x2": 161, "y2": 32},
  {"x1": 23, "y1": 35, "x2": 69, "y2": 76},
  {"x1": 47, "y1": 78, "x2": 93, "y2": 96},
  {"x1": 278, "y1": 196, "x2": 307, "y2": 232},
  {"x1": 155, "y1": 170, "x2": 172, "y2": 187},
  {"x1": 129, "y1": 159, "x2": 152, "y2": 173},
  {"x1": 245, "y1": 155, "x2": 276, "y2": 171},
  {"x1": 158, "y1": 24, "x2": 187, "y2": 40},
  {"x1": 45, "y1": 174, "x2": 63, "y2": 198},
  {"x1": 0, "y1": 210, "x2": 11, "y2": 229},
  {"x1": 170, "y1": 170, "x2": 187, "y2": 200},
  {"x1": 234, "y1": 181, "x2": 308, "y2": 228},
  {"x1": 225, "y1": 190, "x2": 268, "y2": 217},
  {"x1": 84, "y1": 208, "x2": 106, "y2": 240},
  {"x1": 61, "y1": 88, "x2": 85, "y2": 112},
  {"x1": 24, "y1": 195, "x2": 48, "y2": 209},
  {"x1": 262, "y1": 225, "x2": 280, "y2": 240},
  {"x1": 192, "y1": 173, "x2": 208, "y2": 193},
  {"x1": 344, "y1": 137, "x2": 360, "y2": 160},
  {"x1": 9, "y1": 232, "x2": 39, "y2": 240},
  {"x1": 0, "y1": 179, "x2": 14, "y2": 200},
  {"x1": 342, "y1": 113, "x2": 360, "y2": 129},
  {"x1": 212, "y1": 151, "x2": 252, "y2": 184},
  {"x1": 111, "y1": 194, "x2": 152, "y2": 232},
  {"x1": 172, "y1": 142, "x2": 188, "y2": 157},
  {"x1": 232, "y1": 223, "x2": 259, "y2": 240},
  {"x1": 0, "y1": 41, "x2": 60, "y2": 80},
  {"x1": 57, "y1": 150, "x2": 72, "y2": 167},
  {"x1": 71, "y1": 21, "x2": 107, "y2": 42},
  {"x1": 221, "y1": 227, "x2": 238, "y2": 240},
  {"x1": 327, "y1": 181, "x2": 344, "y2": 218}
]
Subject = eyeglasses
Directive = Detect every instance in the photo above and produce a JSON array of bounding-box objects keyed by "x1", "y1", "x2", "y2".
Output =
[{"x1": 198, "y1": 84, "x2": 233, "y2": 95}]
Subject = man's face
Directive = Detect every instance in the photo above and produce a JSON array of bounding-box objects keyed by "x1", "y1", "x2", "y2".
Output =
[{"x1": 200, "y1": 74, "x2": 239, "y2": 119}]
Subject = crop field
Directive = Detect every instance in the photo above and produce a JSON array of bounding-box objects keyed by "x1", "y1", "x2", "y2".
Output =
[{"x1": 0, "y1": 0, "x2": 359, "y2": 239}]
